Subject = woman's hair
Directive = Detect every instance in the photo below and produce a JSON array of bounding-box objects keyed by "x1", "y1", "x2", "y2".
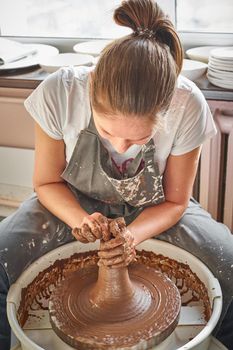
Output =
[{"x1": 90, "y1": 0, "x2": 183, "y2": 121}]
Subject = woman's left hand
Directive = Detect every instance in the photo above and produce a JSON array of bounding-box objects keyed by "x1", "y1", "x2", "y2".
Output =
[
  {"x1": 97, "y1": 218, "x2": 136, "y2": 268},
  {"x1": 72, "y1": 212, "x2": 110, "y2": 243}
]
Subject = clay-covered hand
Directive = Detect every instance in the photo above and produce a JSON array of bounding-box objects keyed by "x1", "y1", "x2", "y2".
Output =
[
  {"x1": 72, "y1": 213, "x2": 111, "y2": 243},
  {"x1": 98, "y1": 217, "x2": 136, "y2": 268}
]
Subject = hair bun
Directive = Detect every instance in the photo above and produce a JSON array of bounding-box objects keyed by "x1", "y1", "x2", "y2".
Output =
[
  {"x1": 113, "y1": 0, "x2": 161, "y2": 32},
  {"x1": 113, "y1": 0, "x2": 183, "y2": 76}
]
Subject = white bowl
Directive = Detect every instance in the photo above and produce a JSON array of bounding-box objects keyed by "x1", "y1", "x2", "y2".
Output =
[
  {"x1": 73, "y1": 40, "x2": 112, "y2": 57},
  {"x1": 38, "y1": 53, "x2": 94, "y2": 73},
  {"x1": 10, "y1": 336, "x2": 228, "y2": 350},
  {"x1": 7, "y1": 240, "x2": 222, "y2": 350},
  {"x1": 181, "y1": 59, "x2": 208, "y2": 81},
  {"x1": 186, "y1": 46, "x2": 220, "y2": 63}
]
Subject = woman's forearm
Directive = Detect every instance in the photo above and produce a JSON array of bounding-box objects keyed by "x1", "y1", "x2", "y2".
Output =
[
  {"x1": 128, "y1": 200, "x2": 186, "y2": 246},
  {"x1": 35, "y1": 182, "x2": 186, "y2": 242},
  {"x1": 35, "y1": 182, "x2": 89, "y2": 229}
]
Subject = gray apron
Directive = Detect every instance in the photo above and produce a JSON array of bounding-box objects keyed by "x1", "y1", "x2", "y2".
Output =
[{"x1": 61, "y1": 116, "x2": 165, "y2": 225}]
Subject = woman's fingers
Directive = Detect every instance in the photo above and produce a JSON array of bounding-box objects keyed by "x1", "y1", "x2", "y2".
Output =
[
  {"x1": 109, "y1": 217, "x2": 125, "y2": 237},
  {"x1": 110, "y1": 250, "x2": 137, "y2": 268},
  {"x1": 72, "y1": 227, "x2": 89, "y2": 243},
  {"x1": 100, "y1": 236, "x2": 124, "y2": 250},
  {"x1": 82, "y1": 216, "x2": 102, "y2": 239},
  {"x1": 93, "y1": 213, "x2": 111, "y2": 241},
  {"x1": 98, "y1": 245, "x2": 124, "y2": 259},
  {"x1": 98, "y1": 246, "x2": 136, "y2": 267},
  {"x1": 72, "y1": 213, "x2": 111, "y2": 243},
  {"x1": 98, "y1": 254, "x2": 125, "y2": 266},
  {"x1": 81, "y1": 213, "x2": 112, "y2": 241},
  {"x1": 81, "y1": 223, "x2": 96, "y2": 242},
  {"x1": 98, "y1": 252, "x2": 135, "y2": 267}
]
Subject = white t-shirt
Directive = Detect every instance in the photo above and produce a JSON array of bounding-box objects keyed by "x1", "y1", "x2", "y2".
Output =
[{"x1": 24, "y1": 65, "x2": 217, "y2": 175}]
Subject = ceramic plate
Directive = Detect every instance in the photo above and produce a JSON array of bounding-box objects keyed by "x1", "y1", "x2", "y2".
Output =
[
  {"x1": 209, "y1": 58, "x2": 233, "y2": 70},
  {"x1": 207, "y1": 74, "x2": 233, "y2": 89},
  {"x1": 208, "y1": 69, "x2": 233, "y2": 81},
  {"x1": 38, "y1": 53, "x2": 94, "y2": 73},
  {"x1": 0, "y1": 44, "x2": 59, "y2": 71},
  {"x1": 209, "y1": 55, "x2": 233, "y2": 64},
  {"x1": 208, "y1": 65, "x2": 233, "y2": 75},
  {"x1": 209, "y1": 62, "x2": 233, "y2": 72},
  {"x1": 210, "y1": 46, "x2": 233, "y2": 60},
  {"x1": 73, "y1": 40, "x2": 112, "y2": 57},
  {"x1": 186, "y1": 46, "x2": 220, "y2": 63}
]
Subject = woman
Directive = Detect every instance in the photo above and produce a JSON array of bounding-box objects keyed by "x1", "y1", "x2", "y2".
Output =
[{"x1": 0, "y1": 1, "x2": 232, "y2": 349}]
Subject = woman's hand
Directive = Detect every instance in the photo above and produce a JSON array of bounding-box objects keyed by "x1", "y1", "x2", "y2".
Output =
[
  {"x1": 98, "y1": 218, "x2": 136, "y2": 268},
  {"x1": 72, "y1": 212, "x2": 111, "y2": 243}
]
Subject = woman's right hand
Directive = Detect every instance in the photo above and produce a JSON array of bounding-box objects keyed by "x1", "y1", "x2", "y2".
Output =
[
  {"x1": 97, "y1": 218, "x2": 136, "y2": 268},
  {"x1": 72, "y1": 212, "x2": 111, "y2": 243}
]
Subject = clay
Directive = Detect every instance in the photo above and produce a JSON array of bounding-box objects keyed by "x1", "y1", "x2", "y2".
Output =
[
  {"x1": 48, "y1": 219, "x2": 181, "y2": 349},
  {"x1": 17, "y1": 232, "x2": 212, "y2": 350},
  {"x1": 49, "y1": 264, "x2": 181, "y2": 349},
  {"x1": 18, "y1": 250, "x2": 211, "y2": 331}
]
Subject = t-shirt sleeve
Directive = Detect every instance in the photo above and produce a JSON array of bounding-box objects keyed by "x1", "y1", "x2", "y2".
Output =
[
  {"x1": 171, "y1": 86, "x2": 217, "y2": 156},
  {"x1": 24, "y1": 68, "x2": 68, "y2": 140}
]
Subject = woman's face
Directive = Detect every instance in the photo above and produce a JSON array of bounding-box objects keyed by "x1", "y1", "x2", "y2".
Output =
[{"x1": 92, "y1": 109, "x2": 154, "y2": 154}]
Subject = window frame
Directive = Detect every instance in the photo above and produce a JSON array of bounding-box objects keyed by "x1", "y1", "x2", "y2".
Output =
[
  {"x1": 3, "y1": 31, "x2": 233, "y2": 54},
  {"x1": 1, "y1": 0, "x2": 233, "y2": 53}
]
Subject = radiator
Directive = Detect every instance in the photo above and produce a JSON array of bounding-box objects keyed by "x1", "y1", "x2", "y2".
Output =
[{"x1": 198, "y1": 100, "x2": 233, "y2": 232}]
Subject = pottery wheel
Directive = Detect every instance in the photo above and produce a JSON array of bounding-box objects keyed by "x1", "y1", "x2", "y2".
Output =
[{"x1": 49, "y1": 220, "x2": 181, "y2": 349}]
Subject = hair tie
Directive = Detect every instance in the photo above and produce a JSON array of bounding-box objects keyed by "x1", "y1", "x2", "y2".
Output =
[{"x1": 135, "y1": 27, "x2": 156, "y2": 38}]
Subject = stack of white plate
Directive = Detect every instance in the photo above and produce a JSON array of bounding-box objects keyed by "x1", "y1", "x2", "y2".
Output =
[{"x1": 207, "y1": 47, "x2": 233, "y2": 89}]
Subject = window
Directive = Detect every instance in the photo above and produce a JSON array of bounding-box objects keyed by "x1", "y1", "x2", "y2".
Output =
[
  {"x1": 0, "y1": 0, "x2": 174, "y2": 38},
  {"x1": 0, "y1": 0, "x2": 232, "y2": 48},
  {"x1": 176, "y1": 0, "x2": 233, "y2": 33}
]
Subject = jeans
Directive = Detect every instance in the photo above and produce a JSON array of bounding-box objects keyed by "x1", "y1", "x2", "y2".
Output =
[
  {"x1": 216, "y1": 301, "x2": 233, "y2": 350},
  {"x1": 0, "y1": 264, "x2": 10, "y2": 350}
]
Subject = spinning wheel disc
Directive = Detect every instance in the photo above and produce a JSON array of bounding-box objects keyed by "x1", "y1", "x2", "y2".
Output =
[{"x1": 49, "y1": 263, "x2": 181, "y2": 349}]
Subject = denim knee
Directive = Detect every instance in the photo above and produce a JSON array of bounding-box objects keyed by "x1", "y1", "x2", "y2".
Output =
[
  {"x1": 216, "y1": 299, "x2": 233, "y2": 350},
  {"x1": 0, "y1": 263, "x2": 11, "y2": 350}
]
